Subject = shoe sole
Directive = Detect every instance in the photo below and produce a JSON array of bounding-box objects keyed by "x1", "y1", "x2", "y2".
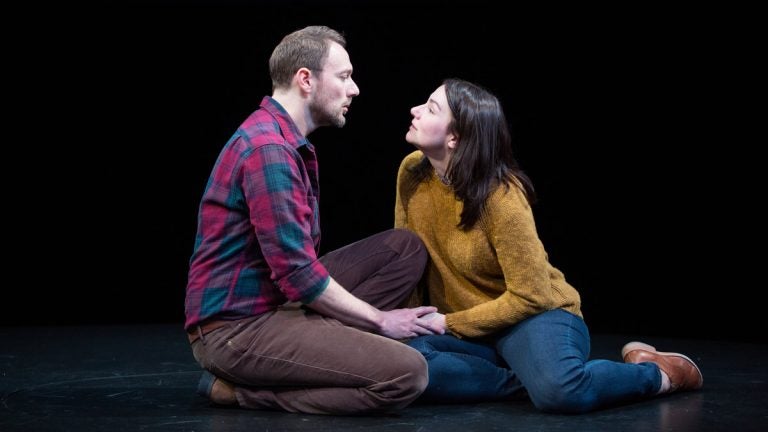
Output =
[{"x1": 621, "y1": 341, "x2": 703, "y2": 387}]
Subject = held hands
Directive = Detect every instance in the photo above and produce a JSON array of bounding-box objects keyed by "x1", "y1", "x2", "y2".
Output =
[
  {"x1": 420, "y1": 311, "x2": 447, "y2": 330},
  {"x1": 377, "y1": 306, "x2": 447, "y2": 339}
]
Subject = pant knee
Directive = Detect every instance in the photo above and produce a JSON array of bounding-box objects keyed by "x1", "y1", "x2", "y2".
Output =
[
  {"x1": 398, "y1": 347, "x2": 429, "y2": 394},
  {"x1": 529, "y1": 385, "x2": 597, "y2": 414},
  {"x1": 388, "y1": 229, "x2": 427, "y2": 264},
  {"x1": 376, "y1": 347, "x2": 428, "y2": 409}
]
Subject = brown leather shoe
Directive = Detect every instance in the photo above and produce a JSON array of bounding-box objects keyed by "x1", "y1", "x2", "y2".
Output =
[{"x1": 622, "y1": 341, "x2": 703, "y2": 393}]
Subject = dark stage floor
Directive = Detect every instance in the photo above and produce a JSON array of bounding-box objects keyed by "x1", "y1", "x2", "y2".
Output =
[{"x1": 1, "y1": 324, "x2": 766, "y2": 431}]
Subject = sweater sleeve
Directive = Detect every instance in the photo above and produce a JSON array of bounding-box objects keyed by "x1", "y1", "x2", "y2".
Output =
[{"x1": 445, "y1": 186, "x2": 558, "y2": 338}]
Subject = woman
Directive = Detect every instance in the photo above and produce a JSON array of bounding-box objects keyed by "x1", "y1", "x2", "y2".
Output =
[{"x1": 394, "y1": 78, "x2": 703, "y2": 413}]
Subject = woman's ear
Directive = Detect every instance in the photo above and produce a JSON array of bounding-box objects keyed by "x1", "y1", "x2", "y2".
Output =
[{"x1": 446, "y1": 133, "x2": 458, "y2": 150}]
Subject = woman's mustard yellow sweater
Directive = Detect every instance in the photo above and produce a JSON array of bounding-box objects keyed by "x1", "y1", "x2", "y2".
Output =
[{"x1": 395, "y1": 151, "x2": 582, "y2": 338}]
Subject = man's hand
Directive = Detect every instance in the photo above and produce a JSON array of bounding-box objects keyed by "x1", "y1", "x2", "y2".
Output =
[
  {"x1": 377, "y1": 306, "x2": 446, "y2": 339},
  {"x1": 307, "y1": 277, "x2": 447, "y2": 339}
]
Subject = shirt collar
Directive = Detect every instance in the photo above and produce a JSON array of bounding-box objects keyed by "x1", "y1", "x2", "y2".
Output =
[{"x1": 259, "y1": 96, "x2": 313, "y2": 151}]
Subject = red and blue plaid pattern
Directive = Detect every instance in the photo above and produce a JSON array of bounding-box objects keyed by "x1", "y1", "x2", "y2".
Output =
[{"x1": 185, "y1": 97, "x2": 329, "y2": 329}]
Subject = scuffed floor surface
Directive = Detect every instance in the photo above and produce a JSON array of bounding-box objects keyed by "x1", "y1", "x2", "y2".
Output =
[{"x1": 1, "y1": 325, "x2": 766, "y2": 432}]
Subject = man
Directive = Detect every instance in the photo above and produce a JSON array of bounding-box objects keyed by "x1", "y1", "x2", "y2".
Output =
[{"x1": 184, "y1": 26, "x2": 441, "y2": 415}]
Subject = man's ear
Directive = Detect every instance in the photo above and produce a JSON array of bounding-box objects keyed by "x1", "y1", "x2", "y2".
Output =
[{"x1": 295, "y1": 67, "x2": 314, "y2": 93}]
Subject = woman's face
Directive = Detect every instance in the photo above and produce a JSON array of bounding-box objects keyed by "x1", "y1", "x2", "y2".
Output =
[{"x1": 405, "y1": 85, "x2": 456, "y2": 152}]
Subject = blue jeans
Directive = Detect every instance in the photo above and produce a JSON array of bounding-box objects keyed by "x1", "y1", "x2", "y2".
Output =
[{"x1": 407, "y1": 309, "x2": 661, "y2": 413}]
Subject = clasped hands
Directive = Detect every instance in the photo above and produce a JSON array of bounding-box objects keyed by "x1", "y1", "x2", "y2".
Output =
[{"x1": 378, "y1": 306, "x2": 446, "y2": 340}]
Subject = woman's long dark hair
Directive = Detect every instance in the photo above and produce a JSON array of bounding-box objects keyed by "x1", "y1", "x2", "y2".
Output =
[{"x1": 402, "y1": 78, "x2": 536, "y2": 230}]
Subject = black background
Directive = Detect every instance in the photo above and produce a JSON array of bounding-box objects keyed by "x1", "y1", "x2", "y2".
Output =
[{"x1": 6, "y1": 1, "x2": 761, "y2": 343}]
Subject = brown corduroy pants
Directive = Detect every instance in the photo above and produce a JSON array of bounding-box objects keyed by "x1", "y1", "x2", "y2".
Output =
[{"x1": 191, "y1": 229, "x2": 429, "y2": 414}]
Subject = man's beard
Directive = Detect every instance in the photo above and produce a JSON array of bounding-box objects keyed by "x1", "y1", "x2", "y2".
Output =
[{"x1": 309, "y1": 95, "x2": 346, "y2": 129}]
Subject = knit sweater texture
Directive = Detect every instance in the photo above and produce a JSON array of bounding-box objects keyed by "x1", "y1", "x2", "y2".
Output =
[{"x1": 395, "y1": 151, "x2": 582, "y2": 338}]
